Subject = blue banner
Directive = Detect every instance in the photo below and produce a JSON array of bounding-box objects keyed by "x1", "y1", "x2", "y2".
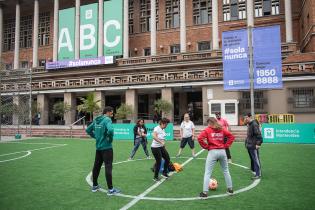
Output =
[
  {"x1": 253, "y1": 25, "x2": 282, "y2": 89},
  {"x1": 223, "y1": 29, "x2": 250, "y2": 90}
]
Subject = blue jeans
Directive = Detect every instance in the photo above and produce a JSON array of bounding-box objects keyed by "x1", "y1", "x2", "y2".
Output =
[
  {"x1": 247, "y1": 148, "x2": 262, "y2": 177},
  {"x1": 203, "y1": 149, "x2": 232, "y2": 192},
  {"x1": 130, "y1": 137, "x2": 149, "y2": 158}
]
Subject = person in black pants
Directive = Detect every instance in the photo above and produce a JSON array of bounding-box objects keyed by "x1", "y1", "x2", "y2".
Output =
[
  {"x1": 151, "y1": 118, "x2": 171, "y2": 181},
  {"x1": 244, "y1": 113, "x2": 263, "y2": 180}
]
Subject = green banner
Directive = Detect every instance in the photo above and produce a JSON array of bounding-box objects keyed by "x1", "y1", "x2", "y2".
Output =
[
  {"x1": 113, "y1": 123, "x2": 174, "y2": 141},
  {"x1": 103, "y1": 0, "x2": 123, "y2": 56},
  {"x1": 58, "y1": 8, "x2": 75, "y2": 61},
  {"x1": 80, "y1": 3, "x2": 98, "y2": 58},
  {"x1": 262, "y1": 123, "x2": 315, "y2": 144}
]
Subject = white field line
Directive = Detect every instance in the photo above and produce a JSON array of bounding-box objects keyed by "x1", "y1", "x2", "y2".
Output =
[
  {"x1": 119, "y1": 149, "x2": 205, "y2": 210},
  {"x1": 0, "y1": 144, "x2": 67, "y2": 157},
  {"x1": 230, "y1": 162, "x2": 249, "y2": 169},
  {"x1": 0, "y1": 151, "x2": 32, "y2": 163},
  {"x1": 1, "y1": 142, "x2": 64, "y2": 145}
]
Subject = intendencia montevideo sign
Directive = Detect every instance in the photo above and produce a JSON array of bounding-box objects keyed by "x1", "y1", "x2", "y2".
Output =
[
  {"x1": 222, "y1": 25, "x2": 282, "y2": 90},
  {"x1": 46, "y1": 0, "x2": 122, "y2": 70}
]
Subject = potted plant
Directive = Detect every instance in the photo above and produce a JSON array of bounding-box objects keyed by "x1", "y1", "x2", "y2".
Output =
[
  {"x1": 115, "y1": 103, "x2": 134, "y2": 123},
  {"x1": 77, "y1": 93, "x2": 101, "y2": 125},
  {"x1": 52, "y1": 101, "x2": 71, "y2": 125},
  {"x1": 154, "y1": 99, "x2": 172, "y2": 119}
]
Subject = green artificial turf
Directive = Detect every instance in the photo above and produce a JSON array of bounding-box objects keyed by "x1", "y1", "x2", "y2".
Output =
[{"x1": 0, "y1": 138, "x2": 314, "y2": 210}]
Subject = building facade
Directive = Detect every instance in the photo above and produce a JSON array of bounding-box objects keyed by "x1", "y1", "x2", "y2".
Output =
[{"x1": 0, "y1": 0, "x2": 314, "y2": 125}]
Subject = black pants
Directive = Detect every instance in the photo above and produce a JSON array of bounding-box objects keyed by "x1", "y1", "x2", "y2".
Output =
[
  {"x1": 151, "y1": 146, "x2": 170, "y2": 178},
  {"x1": 92, "y1": 148, "x2": 113, "y2": 189}
]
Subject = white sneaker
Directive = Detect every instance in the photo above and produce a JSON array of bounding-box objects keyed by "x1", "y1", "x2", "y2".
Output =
[
  {"x1": 146, "y1": 156, "x2": 151, "y2": 159},
  {"x1": 228, "y1": 159, "x2": 232, "y2": 163}
]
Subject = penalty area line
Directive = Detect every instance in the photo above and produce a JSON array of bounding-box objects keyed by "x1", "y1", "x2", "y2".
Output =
[{"x1": 119, "y1": 149, "x2": 205, "y2": 210}]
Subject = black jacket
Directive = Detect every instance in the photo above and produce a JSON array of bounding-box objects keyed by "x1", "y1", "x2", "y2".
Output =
[
  {"x1": 133, "y1": 125, "x2": 147, "y2": 140},
  {"x1": 245, "y1": 120, "x2": 263, "y2": 149}
]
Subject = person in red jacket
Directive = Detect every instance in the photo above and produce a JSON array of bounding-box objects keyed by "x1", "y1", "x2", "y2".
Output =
[{"x1": 198, "y1": 117, "x2": 235, "y2": 198}]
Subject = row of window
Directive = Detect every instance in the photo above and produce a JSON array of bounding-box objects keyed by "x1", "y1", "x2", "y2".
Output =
[
  {"x1": 129, "y1": 0, "x2": 280, "y2": 33},
  {"x1": 137, "y1": 41, "x2": 211, "y2": 56},
  {"x1": 3, "y1": 12, "x2": 50, "y2": 52},
  {"x1": 5, "y1": 60, "x2": 46, "y2": 70}
]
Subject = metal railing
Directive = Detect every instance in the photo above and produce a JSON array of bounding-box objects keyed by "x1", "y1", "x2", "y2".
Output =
[{"x1": 69, "y1": 116, "x2": 86, "y2": 138}]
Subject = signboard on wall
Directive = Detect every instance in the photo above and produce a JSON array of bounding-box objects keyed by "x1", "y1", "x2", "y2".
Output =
[
  {"x1": 253, "y1": 25, "x2": 283, "y2": 89},
  {"x1": 222, "y1": 29, "x2": 250, "y2": 90},
  {"x1": 58, "y1": 8, "x2": 75, "y2": 61},
  {"x1": 262, "y1": 123, "x2": 315, "y2": 144},
  {"x1": 80, "y1": 3, "x2": 98, "y2": 59},
  {"x1": 113, "y1": 123, "x2": 174, "y2": 141}
]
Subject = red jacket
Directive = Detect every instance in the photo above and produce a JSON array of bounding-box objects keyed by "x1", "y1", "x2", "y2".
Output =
[{"x1": 198, "y1": 127, "x2": 235, "y2": 150}]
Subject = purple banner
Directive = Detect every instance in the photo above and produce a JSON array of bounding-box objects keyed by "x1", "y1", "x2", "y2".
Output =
[{"x1": 46, "y1": 56, "x2": 114, "y2": 70}]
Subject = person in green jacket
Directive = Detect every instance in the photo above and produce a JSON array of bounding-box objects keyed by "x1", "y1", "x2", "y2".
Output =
[{"x1": 86, "y1": 106, "x2": 121, "y2": 195}]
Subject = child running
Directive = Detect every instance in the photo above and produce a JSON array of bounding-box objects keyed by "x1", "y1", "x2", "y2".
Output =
[{"x1": 198, "y1": 117, "x2": 235, "y2": 198}]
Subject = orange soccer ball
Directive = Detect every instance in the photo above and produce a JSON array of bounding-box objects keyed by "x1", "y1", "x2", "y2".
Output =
[{"x1": 209, "y1": 178, "x2": 218, "y2": 190}]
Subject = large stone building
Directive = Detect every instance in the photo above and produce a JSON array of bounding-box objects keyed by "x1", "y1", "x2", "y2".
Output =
[{"x1": 0, "y1": 0, "x2": 314, "y2": 126}]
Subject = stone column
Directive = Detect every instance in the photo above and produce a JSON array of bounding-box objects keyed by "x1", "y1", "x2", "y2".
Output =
[
  {"x1": 161, "y1": 88, "x2": 174, "y2": 122},
  {"x1": 75, "y1": 0, "x2": 80, "y2": 59},
  {"x1": 14, "y1": 1, "x2": 21, "y2": 69},
  {"x1": 150, "y1": 0, "x2": 157, "y2": 56},
  {"x1": 94, "y1": 91, "x2": 105, "y2": 117},
  {"x1": 98, "y1": 0, "x2": 104, "y2": 57},
  {"x1": 32, "y1": 0, "x2": 39, "y2": 68},
  {"x1": 125, "y1": 89, "x2": 138, "y2": 122},
  {"x1": 12, "y1": 96, "x2": 20, "y2": 125},
  {"x1": 246, "y1": 0, "x2": 254, "y2": 27},
  {"x1": 0, "y1": 5, "x2": 3, "y2": 60},
  {"x1": 123, "y1": 0, "x2": 129, "y2": 58},
  {"x1": 285, "y1": 0, "x2": 293, "y2": 42},
  {"x1": 180, "y1": 0, "x2": 186, "y2": 53},
  {"x1": 212, "y1": 0, "x2": 219, "y2": 50},
  {"x1": 202, "y1": 86, "x2": 209, "y2": 125},
  {"x1": 53, "y1": 0, "x2": 59, "y2": 61},
  {"x1": 64, "y1": 93, "x2": 76, "y2": 125},
  {"x1": 37, "y1": 94, "x2": 49, "y2": 125}
]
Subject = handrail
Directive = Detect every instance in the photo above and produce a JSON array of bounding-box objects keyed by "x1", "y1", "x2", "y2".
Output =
[{"x1": 69, "y1": 116, "x2": 86, "y2": 138}]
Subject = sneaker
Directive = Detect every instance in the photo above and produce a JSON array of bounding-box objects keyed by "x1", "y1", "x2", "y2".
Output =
[
  {"x1": 251, "y1": 171, "x2": 256, "y2": 175},
  {"x1": 107, "y1": 188, "x2": 121, "y2": 196},
  {"x1": 161, "y1": 173, "x2": 169, "y2": 179},
  {"x1": 228, "y1": 159, "x2": 232, "y2": 163},
  {"x1": 227, "y1": 188, "x2": 234, "y2": 195},
  {"x1": 146, "y1": 156, "x2": 151, "y2": 159},
  {"x1": 199, "y1": 192, "x2": 208, "y2": 198},
  {"x1": 251, "y1": 176, "x2": 261, "y2": 180},
  {"x1": 91, "y1": 185, "x2": 100, "y2": 193},
  {"x1": 127, "y1": 157, "x2": 133, "y2": 161},
  {"x1": 153, "y1": 177, "x2": 161, "y2": 182}
]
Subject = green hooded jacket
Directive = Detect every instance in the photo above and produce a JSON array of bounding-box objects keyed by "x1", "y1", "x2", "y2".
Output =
[{"x1": 86, "y1": 115, "x2": 114, "y2": 150}]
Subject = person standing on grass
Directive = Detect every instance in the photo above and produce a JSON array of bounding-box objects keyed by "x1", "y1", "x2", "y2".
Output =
[
  {"x1": 176, "y1": 113, "x2": 196, "y2": 158},
  {"x1": 244, "y1": 113, "x2": 263, "y2": 180},
  {"x1": 215, "y1": 112, "x2": 232, "y2": 163},
  {"x1": 86, "y1": 106, "x2": 121, "y2": 196},
  {"x1": 128, "y1": 119, "x2": 150, "y2": 160},
  {"x1": 151, "y1": 118, "x2": 171, "y2": 182},
  {"x1": 198, "y1": 117, "x2": 235, "y2": 198}
]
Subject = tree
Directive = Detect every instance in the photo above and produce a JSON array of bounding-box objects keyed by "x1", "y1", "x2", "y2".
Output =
[
  {"x1": 52, "y1": 101, "x2": 71, "y2": 122},
  {"x1": 115, "y1": 103, "x2": 134, "y2": 120},
  {"x1": 154, "y1": 99, "x2": 172, "y2": 117},
  {"x1": 77, "y1": 93, "x2": 100, "y2": 121}
]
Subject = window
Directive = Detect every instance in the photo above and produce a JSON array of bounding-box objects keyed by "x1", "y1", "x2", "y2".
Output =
[
  {"x1": 198, "y1": 41, "x2": 211, "y2": 51},
  {"x1": 225, "y1": 103, "x2": 235, "y2": 114},
  {"x1": 3, "y1": 18, "x2": 15, "y2": 51},
  {"x1": 223, "y1": 0, "x2": 246, "y2": 21},
  {"x1": 211, "y1": 103, "x2": 221, "y2": 114},
  {"x1": 39, "y1": 12, "x2": 50, "y2": 46},
  {"x1": 20, "y1": 61, "x2": 29, "y2": 69},
  {"x1": 165, "y1": 0, "x2": 180, "y2": 28},
  {"x1": 193, "y1": 0, "x2": 212, "y2": 25},
  {"x1": 129, "y1": 0, "x2": 134, "y2": 34},
  {"x1": 144, "y1": 48, "x2": 151, "y2": 56},
  {"x1": 140, "y1": 0, "x2": 159, "y2": 32},
  {"x1": 20, "y1": 15, "x2": 33, "y2": 48},
  {"x1": 39, "y1": 59, "x2": 46, "y2": 67},
  {"x1": 255, "y1": 0, "x2": 279, "y2": 17},
  {"x1": 241, "y1": 91, "x2": 265, "y2": 110},
  {"x1": 170, "y1": 44, "x2": 180, "y2": 54},
  {"x1": 292, "y1": 88, "x2": 314, "y2": 109}
]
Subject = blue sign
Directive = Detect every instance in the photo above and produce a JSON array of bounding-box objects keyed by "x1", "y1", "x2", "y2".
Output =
[
  {"x1": 253, "y1": 25, "x2": 282, "y2": 89},
  {"x1": 223, "y1": 29, "x2": 250, "y2": 90}
]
